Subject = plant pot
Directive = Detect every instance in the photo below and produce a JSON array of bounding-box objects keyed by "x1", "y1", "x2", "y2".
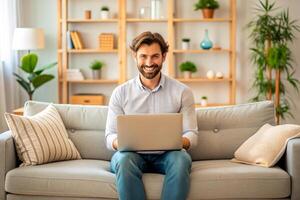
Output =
[
  {"x1": 183, "y1": 71, "x2": 191, "y2": 79},
  {"x1": 202, "y1": 9, "x2": 214, "y2": 19},
  {"x1": 200, "y1": 99, "x2": 208, "y2": 107},
  {"x1": 182, "y1": 41, "x2": 190, "y2": 50},
  {"x1": 101, "y1": 11, "x2": 109, "y2": 19},
  {"x1": 92, "y1": 70, "x2": 101, "y2": 79}
]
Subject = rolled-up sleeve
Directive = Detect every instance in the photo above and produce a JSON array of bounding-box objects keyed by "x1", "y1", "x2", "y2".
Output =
[
  {"x1": 180, "y1": 87, "x2": 198, "y2": 149},
  {"x1": 105, "y1": 87, "x2": 124, "y2": 151}
]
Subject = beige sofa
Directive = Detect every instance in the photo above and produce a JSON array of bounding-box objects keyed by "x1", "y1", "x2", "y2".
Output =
[{"x1": 0, "y1": 100, "x2": 299, "y2": 200}]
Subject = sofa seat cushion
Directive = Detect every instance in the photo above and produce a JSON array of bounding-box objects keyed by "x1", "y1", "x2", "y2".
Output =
[{"x1": 5, "y1": 160, "x2": 290, "y2": 199}]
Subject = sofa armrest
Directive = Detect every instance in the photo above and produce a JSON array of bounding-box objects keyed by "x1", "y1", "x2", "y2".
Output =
[
  {"x1": 285, "y1": 137, "x2": 300, "y2": 200},
  {"x1": 0, "y1": 131, "x2": 17, "y2": 200}
]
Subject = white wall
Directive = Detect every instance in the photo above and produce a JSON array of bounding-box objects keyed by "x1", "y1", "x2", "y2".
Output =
[{"x1": 19, "y1": 0, "x2": 300, "y2": 124}]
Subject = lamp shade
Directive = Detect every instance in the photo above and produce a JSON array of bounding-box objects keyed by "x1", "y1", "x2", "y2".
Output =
[{"x1": 12, "y1": 28, "x2": 45, "y2": 50}]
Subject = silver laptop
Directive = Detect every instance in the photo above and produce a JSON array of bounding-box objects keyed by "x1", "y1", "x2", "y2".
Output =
[{"x1": 117, "y1": 113, "x2": 183, "y2": 151}]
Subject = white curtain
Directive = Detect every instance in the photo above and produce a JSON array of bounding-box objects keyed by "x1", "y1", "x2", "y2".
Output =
[{"x1": 0, "y1": 0, "x2": 21, "y2": 132}]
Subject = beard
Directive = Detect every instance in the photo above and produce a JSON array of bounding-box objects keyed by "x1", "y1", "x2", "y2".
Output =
[{"x1": 137, "y1": 63, "x2": 162, "y2": 79}]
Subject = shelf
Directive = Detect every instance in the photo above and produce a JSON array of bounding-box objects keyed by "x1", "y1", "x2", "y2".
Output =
[
  {"x1": 58, "y1": 49, "x2": 118, "y2": 53},
  {"x1": 126, "y1": 18, "x2": 168, "y2": 23},
  {"x1": 173, "y1": 49, "x2": 230, "y2": 53},
  {"x1": 195, "y1": 103, "x2": 233, "y2": 108},
  {"x1": 64, "y1": 19, "x2": 118, "y2": 23},
  {"x1": 177, "y1": 78, "x2": 231, "y2": 83},
  {"x1": 173, "y1": 18, "x2": 232, "y2": 22},
  {"x1": 66, "y1": 79, "x2": 119, "y2": 84}
]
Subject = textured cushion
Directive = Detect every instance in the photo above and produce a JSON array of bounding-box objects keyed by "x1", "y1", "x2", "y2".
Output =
[
  {"x1": 24, "y1": 101, "x2": 114, "y2": 161},
  {"x1": 4, "y1": 104, "x2": 81, "y2": 166},
  {"x1": 232, "y1": 123, "x2": 300, "y2": 167},
  {"x1": 5, "y1": 160, "x2": 290, "y2": 199},
  {"x1": 188, "y1": 101, "x2": 275, "y2": 160}
]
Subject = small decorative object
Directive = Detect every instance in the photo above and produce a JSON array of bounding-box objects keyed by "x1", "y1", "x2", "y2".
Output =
[
  {"x1": 67, "y1": 69, "x2": 84, "y2": 81},
  {"x1": 200, "y1": 96, "x2": 208, "y2": 107},
  {"x1": 101, "y1": 6, "x2": 110, "y2": 19},
  {"x1": 84, "y1": 10, "x2": 91, "y2": 19},
  {"x1": 98, "y1": 33, "x2": 114, "y2": 50},
  {"x1": 181, "y1": 38, "x2": 190, "y2": 50},
  {"x1": 216, "y1": 71, "x2": 224, "y2": 79},
  {"x1": 212, "y1": 45, "x2": 221, "y2": 50},
  {"x1": 194, "y1": 0, "x2": 220, "y2": 19},
  {"x1": 206, "y1": 70, "x2": 215, "y2": 79},
  {"x1": 13, "y1": 53, "x2": 57, "y2": 100},
  {"x1": 139, "y1": 7, "x2": 150, "y2": 19},
  {"x1": 179, "y1": 61, "x2": 197, "y2": 79},
  {"x1": 150, "y1": 0, "x2": 162, "y2": 19},
  {"x1": 200, "y1": 29, "x2": 213, "y2": 50},
  {"x1": 89, "y1": 60, "x2": 104, "y2": 79}
]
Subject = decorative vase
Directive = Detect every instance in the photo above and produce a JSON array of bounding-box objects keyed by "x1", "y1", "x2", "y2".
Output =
[
  {"x1": 101, "y1": 11, "x2": 109, "y2": 19},
  {"x1": 183, "y1": 71, "x2": 191, "y2": 79},
  {"x1": 202, "y1": 8, "x2": 214, "y2": 19},
  {"x1": 200, "y1": 29, "x2": 213, "y2": 50},
  {"x1": 216, "y1": 72, "x2": 224, "y2": 79},
  {"x1": 150, "y1": 0, "x2": 161, "y2": 19},
  {"x1": 92, "y1": 70, "x2": 101, "y2": 79}
]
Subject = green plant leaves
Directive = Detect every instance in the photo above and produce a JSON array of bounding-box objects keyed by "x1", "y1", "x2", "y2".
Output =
[
  {"x1": 21, "y1": 53, "x2": 38, "y2": 73},
  {"x1": 34, "y1": 62, "x2": 57, "y2": 75},
  {"x1": 32, "y1": 74, "x2": 55, "y2": 89}
]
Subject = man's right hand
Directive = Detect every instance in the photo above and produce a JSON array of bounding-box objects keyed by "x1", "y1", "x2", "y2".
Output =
[{"x1": 113, "y1": 138, "x2": 118, "y2": 150}]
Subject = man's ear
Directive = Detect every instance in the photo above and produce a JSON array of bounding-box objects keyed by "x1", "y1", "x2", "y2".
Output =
[
  {"x1": 132, "y1": 51, "x2": 137, "y2": 62},
  {"x1": 162, "y1": 53, "x2": 167, "y2": 62}
]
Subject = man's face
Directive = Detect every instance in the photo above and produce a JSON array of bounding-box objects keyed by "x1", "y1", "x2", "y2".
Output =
[{"x1": 135, "y1": 43, "x2": 166, "y2": 80}]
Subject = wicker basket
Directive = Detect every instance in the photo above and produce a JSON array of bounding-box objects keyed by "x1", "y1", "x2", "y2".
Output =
[{"x1": 98, "y1": 33, "x2": 114, "y2": 50}]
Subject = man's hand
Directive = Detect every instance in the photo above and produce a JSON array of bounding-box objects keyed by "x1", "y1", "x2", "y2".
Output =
[
  {"x1": 182, "y1": 137, "x2": 190, "y2": 150},
  {"x1": 113, "y1": 138, "x2": 118, "y2": 150}
]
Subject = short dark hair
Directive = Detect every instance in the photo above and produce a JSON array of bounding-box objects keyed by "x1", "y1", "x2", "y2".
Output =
[{"x1": 130, "y1": 32, "x2": 169, "y2": 55}]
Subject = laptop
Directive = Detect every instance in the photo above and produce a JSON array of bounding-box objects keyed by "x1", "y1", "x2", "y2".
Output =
[{"x1": 117, "y1": 113, "x2": 183, "y2": 152}]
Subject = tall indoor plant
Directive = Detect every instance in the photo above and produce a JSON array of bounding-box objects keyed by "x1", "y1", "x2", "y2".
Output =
[
  {"x1": 248, "y1": 0, "x2": 300, "y2": 124},
  {"x1": 14, "y1": 53, "x2": 57, "y2": 100}
]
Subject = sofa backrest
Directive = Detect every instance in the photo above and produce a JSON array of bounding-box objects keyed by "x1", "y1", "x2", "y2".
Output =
[
  {"x1": 24, "y1": 100, "x2": 275, "y2": 161},
  {"x1": 188, "y1": 101, "x2": 275, "y2": 160}
]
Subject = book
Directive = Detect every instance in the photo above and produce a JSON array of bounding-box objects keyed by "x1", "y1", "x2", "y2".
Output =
[
  {"x1": 74, "y1": 31, "x2": 84, "y2": 49},
  {"x1": 66, "y1": 31, "x2": 74, "y2": 49},
  {"x1": 70, "y1": 31, "x2": 79, "y2": 49}
]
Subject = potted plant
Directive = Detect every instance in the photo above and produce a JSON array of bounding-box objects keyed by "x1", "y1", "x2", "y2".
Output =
[
  {"x1": 194, "y1": 0, "x2": 220, "y2": 19},
  {"x1": 248, "y1": 0, "x2": 300, "y2": 124},
  {"x1": 200, "y1": 96, "x2": 208, "y2": 107},
  {"x1": 89, "y1": 60, "x2": 104, "y2": 79},
  {"x1": 13, "y1": 53, "x2": 57, "y2": 100},
  {"x1": 181, "y1": 38, "x2": 190, "y2": 50},
  {"x1": 101, "y1": 6, "x2": 110, "y2": 19},
  {"x1": 179, "y1": 61, "x2": 197, "y2": 79}
]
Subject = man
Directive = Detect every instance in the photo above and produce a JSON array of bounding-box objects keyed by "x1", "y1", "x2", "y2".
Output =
[{"x1": 105, "y1": 32, "x2": 198, "y2": 200}]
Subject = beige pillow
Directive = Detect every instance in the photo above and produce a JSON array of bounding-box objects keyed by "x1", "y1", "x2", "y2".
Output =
[
  {"x1": 5, "y1": 104, "x2": 81, "y2": 166},
  {"x1": 232, "y1": 123, "x2": 300, "y2": 167}
]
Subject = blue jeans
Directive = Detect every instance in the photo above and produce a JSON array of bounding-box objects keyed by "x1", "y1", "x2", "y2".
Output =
[{"x1": 110, "y1": 150, "x2": 192, "y2": 200}]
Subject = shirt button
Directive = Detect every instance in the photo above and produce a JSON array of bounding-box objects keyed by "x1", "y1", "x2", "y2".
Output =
[{"x1": 213, "y1": 128, "x2": 219, "y2": 133}]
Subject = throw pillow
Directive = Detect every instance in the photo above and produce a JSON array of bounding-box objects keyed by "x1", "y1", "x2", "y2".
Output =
[
  {"x1": 5, "y1": 104, "x2": 81, "y2": 166},
  {"x1": 232, "y1": 123, "x2": 300, "y2": 167}
]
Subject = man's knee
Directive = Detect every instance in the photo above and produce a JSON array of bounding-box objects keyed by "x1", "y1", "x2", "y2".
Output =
[
  {"x1": 165, "y1": 151, "x2": 192, "y2": 170},
  {"x1": 112, "y1": 151, "x2": 142, "y2": 172}
]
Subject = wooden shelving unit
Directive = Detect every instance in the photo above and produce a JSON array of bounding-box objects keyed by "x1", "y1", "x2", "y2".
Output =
[{"x1": 57, "y1": 0, "x2": 236, "y2": 106}]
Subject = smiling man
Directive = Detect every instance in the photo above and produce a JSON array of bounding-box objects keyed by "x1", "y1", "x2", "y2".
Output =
[{"x1": 105, "y1": 32, "x2": 198, "y2": 200}]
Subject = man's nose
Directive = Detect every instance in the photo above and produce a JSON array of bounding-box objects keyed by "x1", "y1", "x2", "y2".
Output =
[{"x1": 145, "y1": 57, "x2": 153, "y2": 66}]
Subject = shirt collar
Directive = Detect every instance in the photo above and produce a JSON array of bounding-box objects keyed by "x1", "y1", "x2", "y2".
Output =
[{"x1": 135, "y1": 73, "x2": 166, "y2": 92}]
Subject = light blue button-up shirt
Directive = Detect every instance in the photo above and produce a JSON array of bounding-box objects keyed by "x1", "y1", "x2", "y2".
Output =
[{"x1": 105, "y1": 73, "x2": 198, "y2": 151}]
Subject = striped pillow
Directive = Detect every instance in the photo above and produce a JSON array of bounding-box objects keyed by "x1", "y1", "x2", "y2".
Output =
[{"x1": 5, "y1": 104, "x2": 81, "y2": 166}]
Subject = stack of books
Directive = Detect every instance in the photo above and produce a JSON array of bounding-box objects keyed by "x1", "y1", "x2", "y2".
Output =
[
  {"x1": 67, "y1": 69, "x2": 84, "y2": 81},
  {"x1": 67, "y1": 31, "x2": 84, "y2": 49}
]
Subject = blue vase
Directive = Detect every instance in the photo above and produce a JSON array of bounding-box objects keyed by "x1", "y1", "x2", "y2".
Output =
[{"x1": 200, "y1": 29, "x2": 213, "y2": 50}]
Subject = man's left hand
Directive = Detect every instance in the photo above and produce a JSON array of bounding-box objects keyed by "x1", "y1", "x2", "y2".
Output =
[{"x1": 182, "y1": 137, "x2": 190, "y2": 150}]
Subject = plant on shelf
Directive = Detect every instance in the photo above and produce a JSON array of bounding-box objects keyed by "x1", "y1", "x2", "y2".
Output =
[
  {"x1": 179, "y1": 61, "x2": 197, "y2": 79},
  {"x1": 89, "y1": 60, "x2": 104, "y2": 79},
  {"x1": 248, "y1": 0, "x2": 300, "y2": 124},
  {"x1": 101, "y1": 6, "x2": 110, "y2": 19},
  {"x1": 181, "y1": 38, "x2": 190, "y2": 50},
  {"x1": 200, "y1": 96, "x2": 208, "y2": 107},
  {"x1": 194, "y1": 0, "x2": 220, "y2": 19},
  {"x1": 14, "y1": 53, "x2": 57, "y2": 100}
]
